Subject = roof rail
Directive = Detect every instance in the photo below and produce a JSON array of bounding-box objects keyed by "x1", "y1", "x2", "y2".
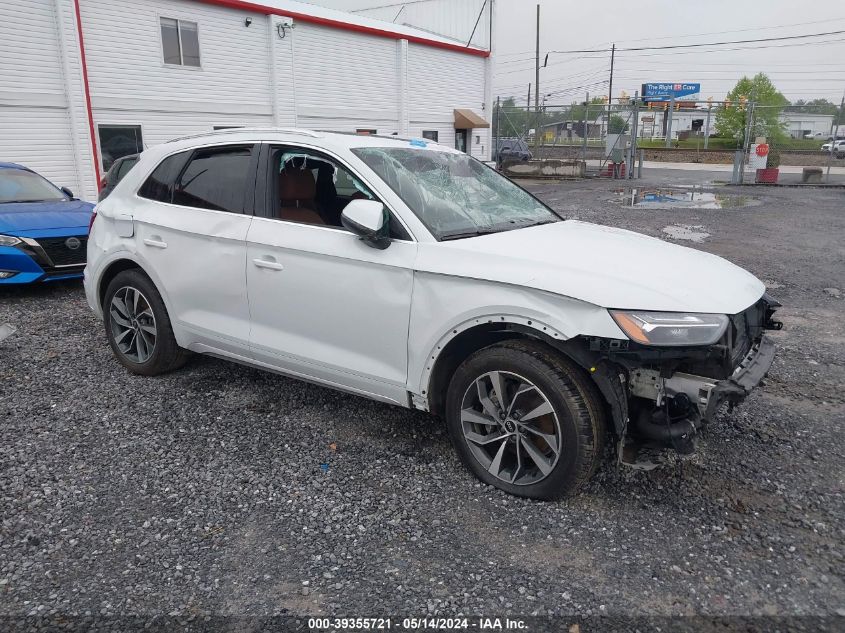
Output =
[{"x1": 166, "y1": 128, "x2": 323, "y2": 143}]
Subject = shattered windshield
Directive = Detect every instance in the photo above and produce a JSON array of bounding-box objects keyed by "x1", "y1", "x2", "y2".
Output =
[{"x1": 351, "y1": 147, "x2": 559, "y2": 240}]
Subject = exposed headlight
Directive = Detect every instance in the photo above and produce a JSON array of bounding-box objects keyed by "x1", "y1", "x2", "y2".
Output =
[
  {"x1": 609, "y1": 310, "x2": 729, "y2": 346},
  {"x1": 0, "y1": 234, "x2": 22, "y2": 247}
]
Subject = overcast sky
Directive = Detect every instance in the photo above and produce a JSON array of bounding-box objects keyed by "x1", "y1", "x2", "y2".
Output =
[{"x1": 302, "y1": 0, "x2": 845, "y2": 106}]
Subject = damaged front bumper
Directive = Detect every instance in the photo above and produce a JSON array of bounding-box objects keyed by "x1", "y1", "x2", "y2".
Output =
[
  {"x1": 630, "y1": 334, "x2": 776, "y2": 424},
  {"x1": 618, "y1": 334, "x2": 776, "y2": 467}
]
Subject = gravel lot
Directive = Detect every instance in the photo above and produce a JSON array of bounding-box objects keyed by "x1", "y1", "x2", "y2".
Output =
[{"x1": 1, "y1": 175, "x2": 843, "y2": 625}]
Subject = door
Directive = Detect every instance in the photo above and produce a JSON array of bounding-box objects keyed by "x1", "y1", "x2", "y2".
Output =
[
  {"x1": 245, "y1": 145, "x2": 416, "y2": 404},
  {"x1": 133, "y1": 144, "x2": 258, "y2": 354},
  {"x1": 455, "y1": 129, "x2": 469, "y2": 153}
]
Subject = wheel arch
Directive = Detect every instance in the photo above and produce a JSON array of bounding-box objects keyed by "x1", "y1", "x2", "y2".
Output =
[
  {"x1": 423, "y1": 316, "x2": 575, "y2": 415},
  {"x1": 422, "y1": 317, "x2": 628, "y2": 437},
  {"x1": 96, "y1": 255, "x2": 174, "y2": 324}
]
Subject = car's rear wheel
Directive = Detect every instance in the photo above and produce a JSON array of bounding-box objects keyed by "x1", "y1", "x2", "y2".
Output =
[
  {"x1": 103, "y1": 269, "x2": 188, "y2": 376},
  {"x1": 445, "y1": 340, "x2": 605, "y2": 500}
]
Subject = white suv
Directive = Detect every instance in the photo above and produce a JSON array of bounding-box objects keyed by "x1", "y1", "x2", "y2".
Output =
[{"x1": 85, "y1": 129, "x2": 779, "y2": 499}]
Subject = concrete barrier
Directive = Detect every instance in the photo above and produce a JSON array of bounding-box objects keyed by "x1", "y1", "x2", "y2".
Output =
[{"x1": 503, "y1": 159, "x2": 586, "y2": 179}]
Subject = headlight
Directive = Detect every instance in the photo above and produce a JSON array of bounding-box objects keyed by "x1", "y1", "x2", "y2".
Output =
[
  {"x1": 0, "y1": 234, "x2": 22, "y2": 247},
  {"x1": 609, "y1": 310, "x2": 729, "y2": 346}
]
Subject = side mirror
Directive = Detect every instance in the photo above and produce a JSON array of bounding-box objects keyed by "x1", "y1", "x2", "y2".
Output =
[
  {"x1": 60, "y1": 186, "x2": 75, "y2": 199},
  {"x1": 341, "y1": 199, "x2": 390, "y2": 249}
]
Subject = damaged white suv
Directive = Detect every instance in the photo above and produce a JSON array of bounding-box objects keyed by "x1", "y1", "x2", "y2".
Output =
[{"x1": 85, "y1": 129, "x2": 779, "y2": 500}]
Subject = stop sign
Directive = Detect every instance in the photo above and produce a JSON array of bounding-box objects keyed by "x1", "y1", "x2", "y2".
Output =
[{"x1": 755, "y1": 143, "x2": 769, "y2": 157}]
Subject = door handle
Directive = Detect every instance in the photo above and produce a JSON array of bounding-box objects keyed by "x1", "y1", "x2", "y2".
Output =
[
  {"x1": 143, "y1": 237, "x2": 167, "y2": 249},
  {"x1": 252, "y1": 257, "x2": 284, "y2": 271}
]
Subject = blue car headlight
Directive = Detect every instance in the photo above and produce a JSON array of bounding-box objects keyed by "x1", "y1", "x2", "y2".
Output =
[{"x1": 0, "y1": 234, "x2": 22, "y2": 247}]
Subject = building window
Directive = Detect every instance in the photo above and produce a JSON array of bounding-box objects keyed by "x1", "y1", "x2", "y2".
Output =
[
  {"x1": 422, "y1": 130, "x2": 438, "y2": 142},
  {"x1": 98, "y1": 125, "x2": 143, "y2": 172},
  {"x1": 356, "y1": 129, "x2": 377, "y2": 135},
  {"x1": 160, "y1": 17, "x2": 200, "y2": 67},
  {"x1": 213, "y1": 125, "x2": 243, "y2": 130}
]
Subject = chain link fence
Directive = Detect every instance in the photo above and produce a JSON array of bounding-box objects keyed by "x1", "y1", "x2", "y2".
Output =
[{"x1": 493, "y1": 97, "x2": 845, "y2": 184}]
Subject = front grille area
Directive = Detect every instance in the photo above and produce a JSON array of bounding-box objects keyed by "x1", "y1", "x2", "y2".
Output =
[{"x1": 36, "y1": 236, "x2": 87, "y2": 267}]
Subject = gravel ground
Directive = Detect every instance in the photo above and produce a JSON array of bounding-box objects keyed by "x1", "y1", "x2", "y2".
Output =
[{"x1": 1, "y1": 175, "x2": 843, "y2": 626}]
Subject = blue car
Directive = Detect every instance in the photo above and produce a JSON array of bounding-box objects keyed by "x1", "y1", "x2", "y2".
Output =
[{"x1": 0, "y1": 162, "x2": 94, "y2": 284}]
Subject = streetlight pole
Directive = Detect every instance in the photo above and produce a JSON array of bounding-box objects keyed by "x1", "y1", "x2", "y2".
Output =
[{"x1": 533, "y1": 4, "x2": 541, "y2": 155}]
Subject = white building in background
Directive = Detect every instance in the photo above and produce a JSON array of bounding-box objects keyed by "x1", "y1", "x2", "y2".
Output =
[{"x1": 0, "y1": 0, "x2": 494, "y2": 201}]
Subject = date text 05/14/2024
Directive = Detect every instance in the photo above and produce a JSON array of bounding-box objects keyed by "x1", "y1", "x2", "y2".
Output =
[{"x1": 308, "y1": 617, "x2": 528, "y2": 630}]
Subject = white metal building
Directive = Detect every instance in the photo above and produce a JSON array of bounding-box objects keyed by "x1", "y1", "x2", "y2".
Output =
[{"x1": 0, "y1": 0, "x2": 493, "y2": 201}]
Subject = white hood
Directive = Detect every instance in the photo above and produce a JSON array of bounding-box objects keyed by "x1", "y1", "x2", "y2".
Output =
[{"x1": 417, "y1": 220, "x2": 765, "y2": 314}]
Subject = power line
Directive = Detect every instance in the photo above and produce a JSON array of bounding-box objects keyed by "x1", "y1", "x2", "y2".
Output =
[{"x1": 546, "y1": 29, "x2": 845, "y2": 55}]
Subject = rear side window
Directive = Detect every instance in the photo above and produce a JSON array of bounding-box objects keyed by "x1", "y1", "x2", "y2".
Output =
[
  {"x1": 172, "y1": 145, "x2": 252, "y2": 213},
  {"x1": 138, "y1": 151, "x2": 190, "y2": 203}
]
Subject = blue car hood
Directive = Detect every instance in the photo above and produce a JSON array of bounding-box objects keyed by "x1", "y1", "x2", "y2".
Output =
[{"x1": 0, "y1": 200, "x2": 94, "y2": 236}]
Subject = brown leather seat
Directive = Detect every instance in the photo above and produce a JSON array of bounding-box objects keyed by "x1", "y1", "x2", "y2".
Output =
[{"x1": 278, "y1": 167, "x2": 325, "y2": 225}]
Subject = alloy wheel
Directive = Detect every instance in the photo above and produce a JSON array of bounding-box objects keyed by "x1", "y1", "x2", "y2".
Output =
[
  {"x1": 109, "y1": 286, "x2": 157, "y2": 364},
  {"x1": 460, "y1": 370, "x2": 562, "y2": 486}
]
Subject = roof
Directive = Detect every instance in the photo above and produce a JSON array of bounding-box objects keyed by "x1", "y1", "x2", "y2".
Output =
[
  {"x1": 0, "y1": 162, "x2": 27, "y2": 170},
  {"x1": 199, "y1": 0, "x2": 489, "y2": 57},
  {"x1": 161, "y1": 127, "x2": 462, "y2": 154}
]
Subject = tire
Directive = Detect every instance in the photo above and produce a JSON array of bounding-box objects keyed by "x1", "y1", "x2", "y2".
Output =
[
  {"x1": 445, "y1": 340, "x2": 606, "y2": 500},
  {"x1": 102, "y1": 269, "x2": 188, "y2": 376}
]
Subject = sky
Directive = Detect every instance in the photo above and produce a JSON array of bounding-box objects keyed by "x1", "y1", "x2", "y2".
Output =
[{"x1": 300, "y1": 0, "x2": 845, "y2": 107}]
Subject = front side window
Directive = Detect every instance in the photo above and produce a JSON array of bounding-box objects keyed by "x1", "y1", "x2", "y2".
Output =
[
  {"x1": 173, "y1": 145, "x2": 252, "y2": 213},
  {"x1": 99, "y1": 125, "x2": 143, "y2": 172},
  {"x1": 160, "y1": 17, "x2": 200, "y2": 67},
  {"x1": 0, "y1": 169, "x2": 65, "y2": 204},
  {"x1": 268, "y1": 147, "x2": 408, "y2": 239},
  {"x1": 352, "y1": 147, "x2": 558, "y2": 240}
]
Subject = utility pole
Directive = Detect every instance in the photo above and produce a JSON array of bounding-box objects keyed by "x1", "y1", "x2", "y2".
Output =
[
  {"x1": 494, "y1": 95, "x2": 500, "y2": 168},
  {"x1": 665, "y1": 95, "x2": 675, "y2": 148},
  {"x1": 606, "y1": 43, "x2": 615, "y2": 141},
  {"x1": 581, "y1": 91, "x2": 589, "y2": 160},
  {"x1": 525, "y1": 83, "x2": 531, "y2": 140},
  {"x1": 827, "y1": 92, "x2": 844, "y2": 182},
  {"x1": 533, "y1": 4, "x2": 541, "y2": 155},
  {"x1": 704, "y1": 98, "x2": 712, "y2": 149}
]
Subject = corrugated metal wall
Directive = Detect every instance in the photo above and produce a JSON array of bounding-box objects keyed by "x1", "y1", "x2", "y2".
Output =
[
  {"x1": 3, "y1": 0, "x2": 491, "y2": 202},
  {"x1": 408, "y1": 44, "x2": 489, "y2": 159},
  {"x1": 293, "y1": 23, "x2": 401, "y2": 133},
  {"x1": 0, "y1": 0, "x2": 87, "y2": 196}
]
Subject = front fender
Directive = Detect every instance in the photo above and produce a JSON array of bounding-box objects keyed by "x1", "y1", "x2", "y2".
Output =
[{"x1": 407, "y1": 272, "x2": 625, "y2": 399}]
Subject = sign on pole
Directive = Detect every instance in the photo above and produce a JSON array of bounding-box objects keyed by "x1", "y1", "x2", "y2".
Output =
[
  {"x1": 748, "y1": 143, "x2": 768, "y2": 170},
  {"x1": 641, "y1": 83, "x2": 701, "y2": 103}
]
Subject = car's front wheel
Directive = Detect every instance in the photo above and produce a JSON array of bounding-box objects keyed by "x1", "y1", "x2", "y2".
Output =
[
  {"x1": 103, "y1": 269, "x2": 188, "y2": 376},
  {"x1": 445, "y1": 340, "x2": 606, "y2": 500}
]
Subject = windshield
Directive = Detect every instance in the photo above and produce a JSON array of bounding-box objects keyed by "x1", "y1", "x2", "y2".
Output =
[
  {"x1": 0, "y1": 168, "x2": 66, "y2": 204},
  {"x1": 351, "y1": 147, "x2": 559, "y2": 240}
]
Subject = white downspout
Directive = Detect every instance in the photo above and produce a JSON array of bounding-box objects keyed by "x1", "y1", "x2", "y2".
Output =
[
  {"x1": 54, "y1": 0, "x2": 87, "y2": 197},
  {"x1": 399, "y1": 39, "x2": 409, "y2": 136},
  {"x1": 483, "y1": 0, "x2": 496, "y2": 161},
  {"x1": 267, "y1": 15, "x2": 280, "y2": 126}
]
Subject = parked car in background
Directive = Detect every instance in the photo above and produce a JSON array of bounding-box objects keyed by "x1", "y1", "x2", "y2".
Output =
[
  {"x1": 85, "y1": 129, "x2": 779, "y2": 500},
  {"x1": 494, "y1": 137, "x2": 532, "y2": 163},
  {"x1": 0, "y1": 163, "x2": 93, "y2": 284},
  {"x1": 820, "y1": 139, "x2": 845, "y2": 158},
  {"x1": 99, "y1": 153, "x2": 139, "y2": 201}
]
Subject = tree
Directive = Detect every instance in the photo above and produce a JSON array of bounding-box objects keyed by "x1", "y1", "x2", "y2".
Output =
[
  {"x1": 715, "y1": 73, "x2": 789, "y2": 144},
  {"x1": 784, "y1": 98, "x2": 838, "y2": 115},
  {"x1": 608, "y1": 114, "x2": 629, "y2": 134}
]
